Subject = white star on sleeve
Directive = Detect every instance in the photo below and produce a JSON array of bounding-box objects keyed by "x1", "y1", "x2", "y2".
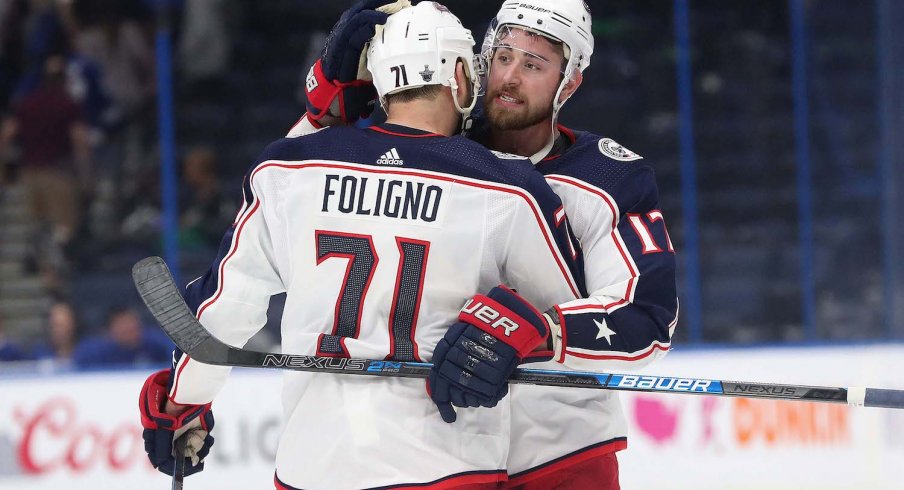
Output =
[{"x1": 594, "y1": 318, "x2": 617, "y2": 344}]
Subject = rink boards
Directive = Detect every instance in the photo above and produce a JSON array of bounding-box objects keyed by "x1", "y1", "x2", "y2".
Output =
[{"x1": 0, "y1": 344, "x2": 901, "y2": 490}]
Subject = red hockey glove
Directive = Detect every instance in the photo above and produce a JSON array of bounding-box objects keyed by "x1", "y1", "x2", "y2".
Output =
[
  {"x1": 139, "y1": 369, "x2": 215, "y2": 477},
  {"x1": 305, "y1": 0, "x2": 394, "y2": 122},
  {"x1": 428, "y1": 286, "x2": 549, "y2": 423}
]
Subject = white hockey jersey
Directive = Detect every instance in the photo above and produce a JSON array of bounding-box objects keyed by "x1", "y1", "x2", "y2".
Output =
[{"x1": 168, "y1": 122, "x2": 583, "y2": 489}]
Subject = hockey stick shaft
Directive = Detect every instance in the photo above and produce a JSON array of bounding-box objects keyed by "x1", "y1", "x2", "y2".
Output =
[
  {"x1": 172, "y1": 435, "x2": 186, "y2": 490},
  {"x1": 133, "y1": 256, "x2": 904, "y2": 409}
]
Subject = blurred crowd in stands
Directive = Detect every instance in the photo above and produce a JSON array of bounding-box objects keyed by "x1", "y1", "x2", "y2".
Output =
[
  {"x1": 0, "y1": 300, "x2": 171, "y2": 366},
  {"x1": 0, "y1": 0, "x2": 896, "y2": 367},
  {"x1": 0, "y1": 0, "x2": 237, "y2": 368}
]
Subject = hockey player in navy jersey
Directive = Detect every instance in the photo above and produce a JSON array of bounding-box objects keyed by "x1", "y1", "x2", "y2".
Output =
[
  {"x1": 293, "y1": 1, "x2": 680, "y2": 489},
  {"x1": 460, "y1": 3, "x2": 679, "y2": 488},
  {"x1": 138, "y1": 2, "x2": 587, "y2": 489}
]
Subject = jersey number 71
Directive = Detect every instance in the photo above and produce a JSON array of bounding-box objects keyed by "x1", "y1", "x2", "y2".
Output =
[{"x1": 315, "y1": 231, "x2": 429, "y2": 361}]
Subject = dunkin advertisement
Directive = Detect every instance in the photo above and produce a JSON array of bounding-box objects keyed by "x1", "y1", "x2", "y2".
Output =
[
  {"x1": 1, "y1": 346, "x2": 902, "y2": 489},
  {"x1": 618, "y1": 345, "x2": 904, "y2": 489}
]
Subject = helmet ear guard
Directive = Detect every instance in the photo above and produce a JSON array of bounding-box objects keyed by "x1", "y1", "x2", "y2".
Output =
[{"x1": 366, "y1": 1, "x2": 480, "y2": 130}]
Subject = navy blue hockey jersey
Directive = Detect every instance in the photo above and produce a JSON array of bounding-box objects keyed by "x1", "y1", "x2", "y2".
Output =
[{"x1": 535, "y1": 126, "x2": 678, "y2": 369}]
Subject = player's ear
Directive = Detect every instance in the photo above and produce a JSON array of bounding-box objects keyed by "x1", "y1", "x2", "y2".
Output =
[
  {"x1": 454, "y1": 60, "x2": 473, "y2": 108},
  {"x1": 558, "y1": 70, "x2": 583, "y2": 105}
]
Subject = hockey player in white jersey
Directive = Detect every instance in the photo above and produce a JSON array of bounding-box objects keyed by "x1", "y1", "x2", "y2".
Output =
[
  {"x1": 137, "y1": 2, "x2": 586, "y2": 489},
  {"x1": 293, "y1": 1, "x2": 680, "y2": 489}
]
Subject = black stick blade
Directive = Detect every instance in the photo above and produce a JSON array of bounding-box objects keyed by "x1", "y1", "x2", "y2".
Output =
[{"x1": 132, "y1": 256, "x2": 215, "y2": 361}]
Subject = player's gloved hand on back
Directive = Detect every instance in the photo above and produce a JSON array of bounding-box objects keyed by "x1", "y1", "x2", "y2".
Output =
[
  {"x1": 428, "y1": 286, "x2": 550, "y2": 423},
  {"x1": 139, "y1": 369, "x2": 215, "y2": 477},
  {"x1": 305, "y1": 0, "x2": 401, "y2": 122}
]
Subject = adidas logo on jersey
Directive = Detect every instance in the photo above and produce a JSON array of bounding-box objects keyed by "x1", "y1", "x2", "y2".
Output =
[{"x1": 376, "y1": 148, "x2": 404, "y2": 166}]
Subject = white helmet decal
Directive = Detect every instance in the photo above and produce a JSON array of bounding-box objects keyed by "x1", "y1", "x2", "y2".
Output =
[{"x1": 367, "y1": 1, "x2": 480, "y2": 127}]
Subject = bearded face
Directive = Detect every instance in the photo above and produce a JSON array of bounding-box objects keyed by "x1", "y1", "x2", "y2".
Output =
[
  {"x1": 485, "y1": 82, "x2": 555, "y2": 130},
  {"x1": 484, "y1": 27, "x2": 566, "y2": 131}
]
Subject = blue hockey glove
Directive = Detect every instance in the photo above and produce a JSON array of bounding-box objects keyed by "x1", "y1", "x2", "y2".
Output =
[
  {"x1": 428, "y1": 286, "x2": 550, "y2": 423},
  {"x1": 305, "y1": 0, "x2": 394, "y2": 122},
  {"x1": 139, "y1": 369, "x2": 215, "y2": 477}
]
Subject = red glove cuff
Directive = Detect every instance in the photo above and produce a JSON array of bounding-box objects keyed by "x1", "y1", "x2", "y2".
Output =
[
  {"x1": 139, "y1": 369, "x2": 212, "y2": 431},
  {"x1": 305, "y1": 59, "x2": 374, "y2": 122},
  {"x1": 458, "y1": 295, "x2": 548, "y2": 358}
]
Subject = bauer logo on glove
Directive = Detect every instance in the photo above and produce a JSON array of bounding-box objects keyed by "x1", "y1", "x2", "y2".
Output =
[{"x1": 460, "y1": 298, "x2": 522, "y2": 337}]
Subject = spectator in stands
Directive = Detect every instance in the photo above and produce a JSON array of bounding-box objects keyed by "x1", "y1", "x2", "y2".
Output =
[
  {"x1": 72, "y1": 0, "x2": 154, "y2": 125},
  {"x1": 0, "y1": 53, "x2": 92, "y2": 289},
  {"x1": 0, "y1": 314, "x2": 27, "y2": 362},
  {"x1": 180, "y1": 146, "x2": 233, "y2": 249},
  {"x1": 72, "y1": 305, "x2": 171, "y2": 368},
  {"x1": 32, "y1": 300, "x2": 81, "y2": 362}
]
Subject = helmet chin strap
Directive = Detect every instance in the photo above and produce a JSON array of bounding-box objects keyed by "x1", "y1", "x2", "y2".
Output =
[
  {"x1": 449, "y1": 74, "x2": 478, "y2": 132},
  {"x1": 529, "y1": 69, "x2": 573, "y2": 164},
  {"x1": 529, "y1": 132, "x2": 557, "y2": 165},
  {"x1": 530, "y1": 65, "x2": 574, "y2": 165}
]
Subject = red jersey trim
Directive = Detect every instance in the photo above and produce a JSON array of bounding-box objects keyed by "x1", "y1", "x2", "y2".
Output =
[
  {"x1": 274, "y1": 469, "x2": 506, "y2": 490},
  {"x1": 368, "y1": 126, "x2": 444, "y2": 138},
  {"x1": 506, "y1": 437, "x2": 627, "y2": 486},
  {"x1": 555, "y1": 304, "x2": 568, "y2": 363},
  {"x1": 558, "y1": 303, "x2": 607, "y2": 313},
  {"x1": 308, "y1": 114, "x2": 323, "y2": 129},
  {"x1": 556, "y1": 124, "x2": 576, "y2": 145},
  {"x1": 195, "y1": 199, "x2": 262, "y2": 321},
  {"x1": 540, "y1": 125, "x2": 577, "y2": 162}
]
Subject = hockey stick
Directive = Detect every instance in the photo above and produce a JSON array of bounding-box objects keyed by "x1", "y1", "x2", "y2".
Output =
[
  {"x1": 133, "y1": 256, "x2": 904, "y2": 409},
  {"x1": 172, "y1": 436, "x2": 186, "y2": 490}
]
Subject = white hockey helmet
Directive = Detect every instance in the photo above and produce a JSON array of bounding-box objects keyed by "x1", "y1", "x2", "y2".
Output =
[
  {"x1": 483, "y1": 0, "x2": 594, "y2": 111},
  {"x1": 367, "y1": 1, "x2": 480, "y2": 125}
]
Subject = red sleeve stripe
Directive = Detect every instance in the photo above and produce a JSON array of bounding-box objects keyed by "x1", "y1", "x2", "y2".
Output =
[
  {"x1": 558, "y1": 303, "x2": 607, "y2": 313},
  {"x1": 546, "y1": 175, "x2": 639, "y2": 303},
  {"x1": 555, "y1": 304, "x2": 568, "y2": 363}
]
